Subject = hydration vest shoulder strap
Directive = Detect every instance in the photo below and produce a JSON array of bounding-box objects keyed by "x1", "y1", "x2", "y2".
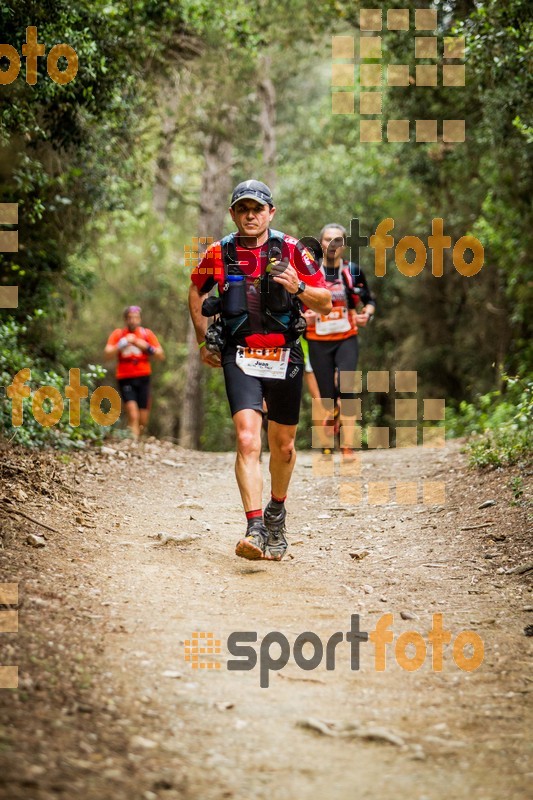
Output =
[
  {"x1": 220, "y1": 233, "x2": 239, "y2": 277},
  {"x1": 341, "y1": 263, "x2": 355, "y2": 289},
  {"x1": 341, "y1": 263, "x2": 362, "y2": 308}
]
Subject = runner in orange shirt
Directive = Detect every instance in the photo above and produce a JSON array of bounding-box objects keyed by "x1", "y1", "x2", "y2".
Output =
[
  {"x1": 304, "y1": 224, "x2": 376, "y2": 458},
  {"x1": 104, "y1": 306, "x2": 164, "y2": 438}
]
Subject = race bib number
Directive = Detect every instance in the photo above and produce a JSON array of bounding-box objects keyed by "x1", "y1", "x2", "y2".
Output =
[
  {"x1": 121, "y1": 344, "x2": 143, "y2": 357},
  {"x1": 315, "y1": 307, "x2": 351, "y2": 335},
  {"x1": 236, "y1": 347, "x2": 290, "y2": 379}
]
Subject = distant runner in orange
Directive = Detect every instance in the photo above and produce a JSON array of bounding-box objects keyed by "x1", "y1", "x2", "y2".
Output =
[{"x1": 105, "y1": 306, "x2": 164, "y2": 438}]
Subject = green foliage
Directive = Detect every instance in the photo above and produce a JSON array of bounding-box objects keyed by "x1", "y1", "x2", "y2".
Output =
[
  {"x1": 201, "y1": 368, "x2": 234, "y2": 451},
  {"x1": 378, "y1": 0, "x2": 533, "y2": 383},
  {"x1": 1, "y1": 0, "x2": 532, "y2": 451},
  {"x1": 447, "y1": 374, "x2": 532, "y2": 468},
  {"x1": 509, "y1": 475, "x2": 524, "y2": 504},
  {"x1": 0, "y1": 315, "x2": 110, "y2": 448},
  {"x1": 467, "y1": 429, "x2": 530, "y2": 469},
  {"x1": 0, "y1": 0, "x2": 259, "y2": 340},
  {"x1": 446, "y1": 374, "x2": 532, "y2": 435}
]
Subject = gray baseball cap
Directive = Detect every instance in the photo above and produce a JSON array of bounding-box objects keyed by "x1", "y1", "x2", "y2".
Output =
[{"x1": 230, "y1": 180, "x2": 274, "y2": 207}]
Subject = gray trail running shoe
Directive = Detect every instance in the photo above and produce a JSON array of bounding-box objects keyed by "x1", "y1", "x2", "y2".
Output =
[
  {"x1": 263, "y1": 500, "x2": 288, "y2": 561},
  {"x1": 235, "y1": 521, "x2": 268, "y2": 560}
]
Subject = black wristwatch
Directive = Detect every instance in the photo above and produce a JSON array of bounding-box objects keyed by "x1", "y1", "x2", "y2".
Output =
[{"x1": 295, "y1": 280, "x2": 306, "y2": 296}]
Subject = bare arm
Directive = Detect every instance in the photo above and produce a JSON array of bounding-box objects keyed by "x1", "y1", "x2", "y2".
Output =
[
  {"x1": 188, "y1": 282, "x2": 208, "y2": 343},
  {"x1": 298, "y1": 284, "x2": 332, "y2": 315},
  {"x1": 271, "y1": 263, "x2": 332, "y2": 315},
  {"x1": 104, "y1": 343, "x2": 119, "y2": 359},
  {"x1": 188, "y1": 283, "x2": 221, "y2": 367}
]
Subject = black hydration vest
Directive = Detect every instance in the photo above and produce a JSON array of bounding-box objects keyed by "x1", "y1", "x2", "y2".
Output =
[{"x1": 219, "y1": 228, "x2": 302, "y2": 345}]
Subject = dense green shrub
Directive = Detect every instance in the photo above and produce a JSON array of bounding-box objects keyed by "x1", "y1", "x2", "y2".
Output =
[
  {"x1": 0, "y1": 315, "x2": 111, "y2": 448},
  {"x1": 446, "y1": 375, "x2": 532, "y2": 467}
]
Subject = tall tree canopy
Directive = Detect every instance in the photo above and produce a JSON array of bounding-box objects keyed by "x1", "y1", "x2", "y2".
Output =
[{"x1": 0, "y1": 0, "x2": 531, "y2": 448}]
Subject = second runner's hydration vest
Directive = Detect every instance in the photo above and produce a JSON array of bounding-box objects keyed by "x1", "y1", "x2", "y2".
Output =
[{"x1": 219, "y1": 228, "x2": 303, "y2": 345}]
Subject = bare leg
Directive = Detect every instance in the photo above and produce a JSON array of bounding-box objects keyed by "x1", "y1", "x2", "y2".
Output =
[
  {"x1": 233, "y1": 409, "x2": 263, "y2": 512},
  {"x1": 313, "y1": 399, "x2": 337, "y2": 451},
  {"x1": 304, "y1": 370, "x2": 320, "y2": 401},
  {"x1": 339, "y1": 412, "x2": 357, "y2": 457},
  {"x1": 139, "y1": 408, "x2": 150, "y2": 436},
  {"x1": 124, "y1": 400, "x2": 140, "y2": 438},
  {"x1": 268, "y1": 421, "x2": 297, "y2": 500}
]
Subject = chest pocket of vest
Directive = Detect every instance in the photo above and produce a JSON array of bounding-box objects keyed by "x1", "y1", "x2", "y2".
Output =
[{"x1": 260, "y1": 274, "x2": 293, "y2": 315}]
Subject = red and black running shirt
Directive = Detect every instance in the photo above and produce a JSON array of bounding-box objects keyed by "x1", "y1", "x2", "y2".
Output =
[{"x1": 191, "y1": 233, "x2": 328, "y2": 349}]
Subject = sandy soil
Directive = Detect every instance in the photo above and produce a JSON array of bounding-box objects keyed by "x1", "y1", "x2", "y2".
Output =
[{"x1": 0, "y1": 439, "x2": 531, "y2": 800}]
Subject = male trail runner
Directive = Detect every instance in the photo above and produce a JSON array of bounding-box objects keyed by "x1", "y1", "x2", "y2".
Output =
[
  {"x1": 105, "y1": 305, "x2": 164, "y2": 438},
  {"x1": 188, "y1": 180, "x2": 331, "y2": 561}
]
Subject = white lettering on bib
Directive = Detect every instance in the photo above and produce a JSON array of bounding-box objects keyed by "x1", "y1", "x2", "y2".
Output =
[
  {"x1": 236, "y1": 347, "x2": 290, "y2": 379},
  {"x1": 315, "y1": 307, "x2": 351, "y2": 335}
]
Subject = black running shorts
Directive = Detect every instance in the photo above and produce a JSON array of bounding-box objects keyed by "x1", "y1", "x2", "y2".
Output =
[
  {"x1": 307, "y1": 336, "x2": 359, "y2": 401},
  {"x1": 117, "y1": 375, "x2": 151, "y2": 409},
  {"x1": 222, "y1": 343, "x2": 304, "y2": 426}
]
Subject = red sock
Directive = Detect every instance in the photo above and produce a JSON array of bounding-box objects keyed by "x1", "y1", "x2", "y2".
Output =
[
  {"x1": 271, "y1": 493, "x2": 286, "y2": 504},
  {"x1": 246, "y1": 509, "x2": 263, "y2": 523}
]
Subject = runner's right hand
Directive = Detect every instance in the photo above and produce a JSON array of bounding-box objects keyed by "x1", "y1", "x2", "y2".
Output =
[{"x1": 201, "y1": 347, "x2": 221, "y2": 368}]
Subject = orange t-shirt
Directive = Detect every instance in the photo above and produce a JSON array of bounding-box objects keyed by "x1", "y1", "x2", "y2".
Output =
[
  {"x1": 106, "y1": 326, "x2": 160, "y2": 379},
  {"x1": 305, "y1": 272, "x2": 358, "y2": 341},
  {"x1": 305, "y1": 263, "x2": 375, "y2": 342}
]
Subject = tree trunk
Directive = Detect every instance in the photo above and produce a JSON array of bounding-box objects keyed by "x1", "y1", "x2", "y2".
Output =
[
  {"x1": 257, "y1": 54, "x2": 277, "y2": 191},
  {"x1": 179, "y1": 133, "x2": 234, "y2": 449},
  {"x1": 153, "y1": 73, "x2": 182, "y2": 220}
]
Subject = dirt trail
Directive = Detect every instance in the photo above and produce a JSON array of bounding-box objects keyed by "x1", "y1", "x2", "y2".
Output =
[{"x1": 1, "y1": 440, "x2": 531, "y2": 800}]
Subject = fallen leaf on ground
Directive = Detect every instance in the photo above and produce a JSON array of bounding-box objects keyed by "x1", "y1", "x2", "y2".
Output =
[{"x1": 349, "y1": 550, "x2": 370, "y2": 560}]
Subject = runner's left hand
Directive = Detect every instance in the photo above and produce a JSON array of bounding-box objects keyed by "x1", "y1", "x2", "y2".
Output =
[
  {"x1": 354, "y1": 310, "x2": 372, "y2": 327},
  {"x1": 271, "y1": 261, "x2": 300, "y2": 293}
]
